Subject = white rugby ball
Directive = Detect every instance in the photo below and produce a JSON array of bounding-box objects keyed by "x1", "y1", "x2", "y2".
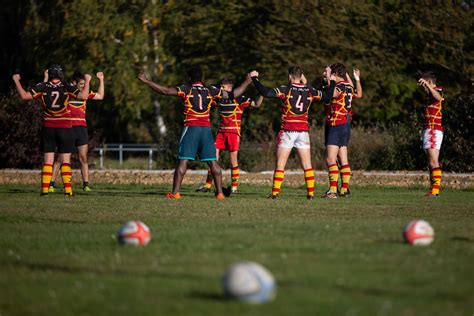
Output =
[
  {"x1": 222, "y1": 261, "x2": 276, "y2": 303},
  {"x1": 117, "y1": 221, "x2": 151, "y2": 246},
  {"x1": 403, "y1": 219, "x2": 434, "y2": 246}
]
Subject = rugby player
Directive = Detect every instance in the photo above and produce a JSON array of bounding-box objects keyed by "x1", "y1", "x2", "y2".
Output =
[
  {"x1": 138, "y1": 67, "x2": 251, "y2": 199},
  {"x1": 197, "y1": 78, "x2": 263, "y2": 193},
  {"x1": 250, "y1": 66, "x2": 336, "y2": 200},
  {"x1": 12, "y1": 64, "x2": 91, "y2": 196},
  {"x1": 418, "y1": 71, "x2": 444, "y2": 197}
]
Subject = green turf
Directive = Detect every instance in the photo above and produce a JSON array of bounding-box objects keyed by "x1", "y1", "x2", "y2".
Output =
[{"x1": 0, "y1": 184, "x2": 473, "y2": 316}]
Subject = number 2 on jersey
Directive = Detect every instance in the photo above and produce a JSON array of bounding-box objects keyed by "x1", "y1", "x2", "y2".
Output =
[{"x1": 50, "y1": 91, "x2": 60, "y2": 108}]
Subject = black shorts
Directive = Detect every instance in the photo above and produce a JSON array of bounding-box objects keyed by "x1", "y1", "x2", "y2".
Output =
[
  {"x1": 325, "y1": 121, "x2": 351, "y2": 147},
  {"x1": 73, "y1": 126, "x2": 89, "y2": 147},
  {"x1": 41, "y1": 127, "x2": 75, "y2": 153}
]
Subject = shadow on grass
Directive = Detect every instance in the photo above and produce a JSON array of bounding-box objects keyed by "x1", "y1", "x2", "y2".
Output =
[
  {"x1": 450, "y1": 236, "x2": 473, "y2": 243},
  {"x1": 0, "y1": 188, "x2": 37, "y2": 194},
  {"x1": 189, "y1": 290, "x2": 228, "y2": 301},
  {"x1": 7, "y1": 260, "x2": 206, "y2": 280}
]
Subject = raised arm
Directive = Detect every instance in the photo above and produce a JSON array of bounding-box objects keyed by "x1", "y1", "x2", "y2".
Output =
[
  {"x1": 43, "y1": 69, "x2": 49, "y2": 83},
  {"x1": 232, "y1": 74, "x2": 252, "y2": 98},
  {"x1": 12, "y1": 74, "x2": 33, "y2": 101},
  {"x1": 138, "y1": 72, "x2": 178, "y2": 96},
  {"x1": 92, "y1": 72, "x2": 105, "y2": 100},
  {"x1": 76, "y1": 74, "x2": 91, "y2": 100},
  {"x1": 418, "y1": 79, "x2": 442, "y2": 101},
  {"x1": 252, "y1": 95, "x2": 264, "y2": 107},
  {"x1": 353, "y1": 69, "x2": 363, "y2": 98},
  {"x1": 249, "y1": 70, "x2": 280, "y2": 98}
]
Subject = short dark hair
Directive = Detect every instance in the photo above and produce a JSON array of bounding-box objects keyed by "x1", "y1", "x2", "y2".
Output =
[
  {"x1": 288, "y1": 66, "x2": 303, "y2": 79},
  {"x1": 330, "y1": 63, "x2": 346, "y2": 78},
  {"x1": 419, "y1": 71, "x2": 437, "y2": 84},
  {"x1": 220, "y1": 78, "x2": 233, "y2": 85},
  {"x1": 48, "y1": 64, "x2": 64, "y2": 80},
  {"x1": 187, "y1": 67, "x2": 203, "y2": 83},
  {"x1": 72, "y1": 70, "x2": 85, "y2": 82}
]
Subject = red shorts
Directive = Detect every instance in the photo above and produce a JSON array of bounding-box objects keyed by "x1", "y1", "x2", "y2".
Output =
[{"x1": 215, "y1": 132, "x2": 240, "y2": 152}]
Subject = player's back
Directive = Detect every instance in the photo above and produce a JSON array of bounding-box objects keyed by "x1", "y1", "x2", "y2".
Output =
[
  {"x1": 277, "y1": 83, "x2": 321, "y2": 131},
  {"x1": 177, "y1": 83, "x2": 219, "y2": 127},
  {"x1": 30, "y1": 81, "x2": 79, "y2": 128}
]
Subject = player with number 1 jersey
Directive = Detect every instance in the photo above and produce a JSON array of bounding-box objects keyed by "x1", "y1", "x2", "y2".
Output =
[{"x1": 138, "y1": 67, "x2": 251, "y2": 199}]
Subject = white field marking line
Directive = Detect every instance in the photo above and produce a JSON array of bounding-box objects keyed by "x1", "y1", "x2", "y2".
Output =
[{"x1": 1, "y1": 169, "x2": 473, "y2": 178}]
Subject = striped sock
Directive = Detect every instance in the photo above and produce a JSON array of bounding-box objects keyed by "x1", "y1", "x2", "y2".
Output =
[
  {"x1": 431, "y1": 167, "x2": 442, "y2": 195},
  {"x1": 272, "y1": 169, "x2": 285, "y2": 196},
  {"x1": 231, "y1": 166, "x2": 240, "y2": 190},
  {"x1": 204, "y1": 169, "x2": 213, "y2": 189},
  {"x1": 304, "y1": 168, "x2": 315, "y2": 197},
  {"x1": 340, "y1": 164, "x2": 351, "y2": 194},
  {"x1": 328, "y1": 164, "x2": 339, "y2": 193},
  {"x1": 61, "y1": 163, "x2": 73, "y2": 195},
  {"x1": 42, "y1": 164, "x2": 53, "y2": 193}
]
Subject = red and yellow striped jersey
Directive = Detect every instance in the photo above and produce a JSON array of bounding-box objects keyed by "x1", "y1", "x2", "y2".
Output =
[
  {"x1": 29, "y1": 81, "x2": 79, "y2": 128},
  {"x1": 325, "y1": 81, "x2": 355, "y2": 126},
  {"x1": 218, "y1": 95, "x2": 252, "y2": 135},
  {"x1": 68, "y1": 92, "x2": 96, "y2": 127},
  {"x1": 423, "y1": 86, "x2": 444, "y2": 131},
  {"x1": 176, "y1": 83, "x2": 221, "y2": 127},
  {"x1": 275, "y1": 83, "x2": 322, "y2": 131}
]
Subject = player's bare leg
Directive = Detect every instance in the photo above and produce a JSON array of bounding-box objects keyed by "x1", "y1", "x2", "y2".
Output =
[
  {"x1": 49, "y1": 156, "x2": 62, "y2": 193},
  {"x1": 270, "y1": 147, "x2": 292, "y2": 199},
  {"x1": 426, "y1": 148, "x2": 441, "y2": 197},
  {"x1": 229, "y1": 150, "x2": 239, "y2": 193},
  {"x1": 322, "y1": 145, "x2": 340, "y2": 198},
  {"x1": 41, "y1": 152, "x2": 56, "y2": 195},
  {"x1": 77, "y1": 144, "x2": 91, "y2": 191},
  {"x1": 197, "y1": 149, "x2": 219, "y2": 193},
  {"x1": 59, "y1": 153, "x2": 73, "y2": 196},
  {"x1": 337, "y1": 146, "x2": 351, "y2": 197},
  {"x1": 296, "y1": 147, "x2": 315, "y2": 200},
  {"x1": 208, "y1": 160, "x2": 225, "y2": 198},
  {"x1": 169, "y1": 159, "x2": 188, "y2": 198}
]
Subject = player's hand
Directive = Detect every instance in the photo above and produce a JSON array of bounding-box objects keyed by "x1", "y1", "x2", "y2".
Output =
[
  {"x1": 353, "y1": 68, "x2": 360, "y2": 81},
  {"x1": 84, "y1": 74, "x2": 92, "y2": 81},
  {"x1": 417, "y1": 78, "x2": 428, "y2": 87},
  {"x1": 12, "y1": 74, "x2": 21, "y2": 81},
  {"x1": 249, "y1": 70, "x2": 259, "y2": 78},
  {"x1": 138, "y1": 72, "x2": 149, "y2": 82},
  {"x1": 96, "y1": 72, "x2": 104, "y2": 80},
  {"x1": 329, "y1": 74, "x2": 336, "y2": 81}
]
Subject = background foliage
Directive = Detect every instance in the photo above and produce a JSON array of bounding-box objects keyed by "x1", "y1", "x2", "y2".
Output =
[{"x1": 0, "y1": 0, "x2": 472, "y2": 171}]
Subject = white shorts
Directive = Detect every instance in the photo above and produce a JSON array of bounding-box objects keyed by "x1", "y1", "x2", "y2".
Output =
[
  {"x1": 422, "y1": 129, "x2": 443, "y2": 150},
  {"x1": 277, "y1": 131, "x2": 310, "y2": 149}
]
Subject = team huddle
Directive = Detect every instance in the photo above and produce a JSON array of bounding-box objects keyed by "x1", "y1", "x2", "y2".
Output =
[{"x1": 12, "y1": 63, "x2": 444, "y2": 199}]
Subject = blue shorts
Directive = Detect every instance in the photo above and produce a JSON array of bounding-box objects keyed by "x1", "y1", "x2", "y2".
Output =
[
  {"x1": 325, "y1": 121, "x2": 351, "y2": 147},
  {"x1": 177, "y1": 126, "x2": 217, "y2": 161}
]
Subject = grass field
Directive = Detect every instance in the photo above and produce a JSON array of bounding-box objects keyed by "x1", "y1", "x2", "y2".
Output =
[{"x1": 0, "y1": 184, "x2": 473, "y2": 316}]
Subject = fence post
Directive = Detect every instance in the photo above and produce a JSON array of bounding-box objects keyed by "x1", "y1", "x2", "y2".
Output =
[
  {"x1": 119, "y1": 144, "x2": 123, "y2": 166},
  {"x1": 149, "y1": 149, "x2": 153, "y2": 170},
  {"x1": 99, "y1": 148, "x2": 104, "y2": 169}
]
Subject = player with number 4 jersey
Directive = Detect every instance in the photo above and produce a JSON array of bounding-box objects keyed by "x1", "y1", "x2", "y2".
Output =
[
  {"x1": 250, "y1": 66, "x2": 336, "y2": 200},
  {"x1": 12, "y1": 64, "x2": 91, "y2": 196}
]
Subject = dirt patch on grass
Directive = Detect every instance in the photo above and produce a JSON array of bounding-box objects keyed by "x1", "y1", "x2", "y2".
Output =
[{"x1": 0, "y1": 169, "x2": 472, "y2": 189}]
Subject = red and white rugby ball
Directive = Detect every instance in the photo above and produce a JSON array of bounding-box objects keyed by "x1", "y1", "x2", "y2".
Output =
[
  {"x1": 403, "y1": 220, "x2": 434, "y2": 246},
  {"x1": 117, "y1": 221, "x2": 151, "y2": 246}
]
